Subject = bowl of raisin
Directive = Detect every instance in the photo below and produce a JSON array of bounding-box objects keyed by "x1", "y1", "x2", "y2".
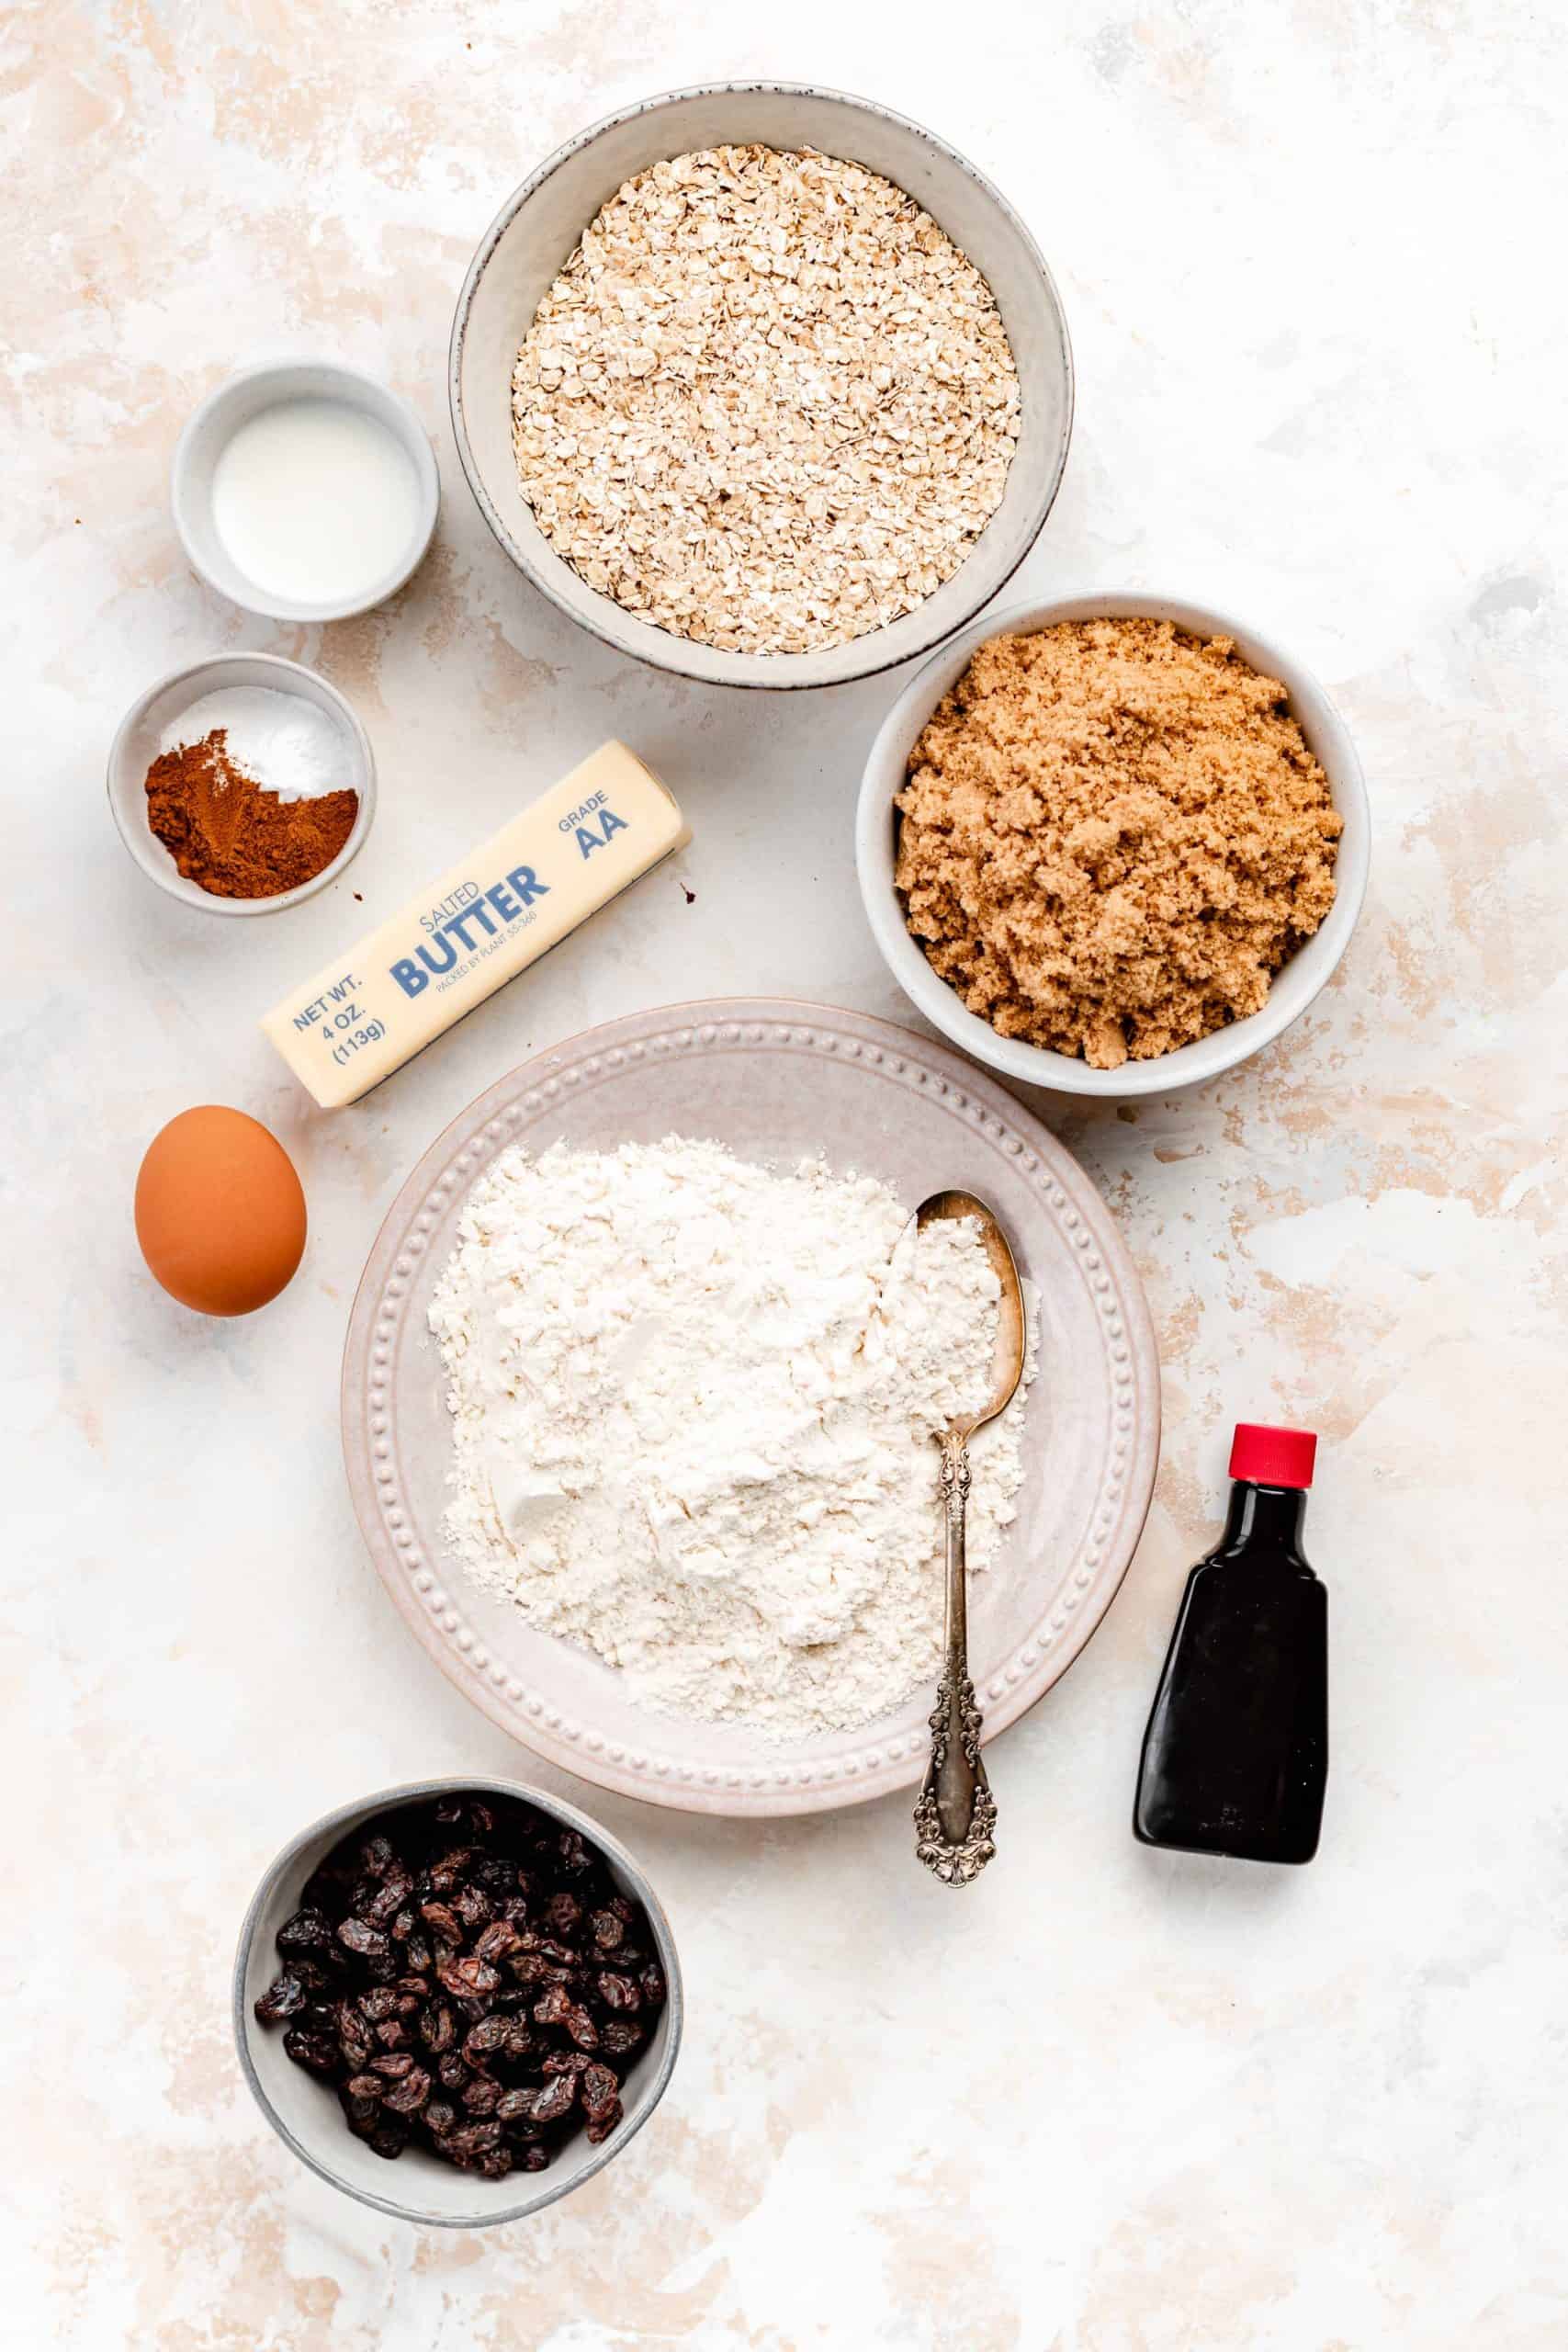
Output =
[{"x1": 233, "y1": 1779, "x2": 682, "y2": 2225}]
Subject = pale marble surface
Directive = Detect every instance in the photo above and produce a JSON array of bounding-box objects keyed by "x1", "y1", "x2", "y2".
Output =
[{"x1": 7, "y1": 3, "x2": 1568, "y2": 2346}]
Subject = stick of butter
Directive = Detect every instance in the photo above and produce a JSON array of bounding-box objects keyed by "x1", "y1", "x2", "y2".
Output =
[{"x1": 261, "y1": 741, "x2": 688, "y2": 1108}]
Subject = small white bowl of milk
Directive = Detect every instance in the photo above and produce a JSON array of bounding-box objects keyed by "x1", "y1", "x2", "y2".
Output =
[{"x1": 173, "y1": 360, "x2": 439, "y2": 621}]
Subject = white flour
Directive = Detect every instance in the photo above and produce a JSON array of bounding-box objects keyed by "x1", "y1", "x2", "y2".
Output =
[{"x1": 428, "y1": 1137, "x2": 1033, "y2": 1737}]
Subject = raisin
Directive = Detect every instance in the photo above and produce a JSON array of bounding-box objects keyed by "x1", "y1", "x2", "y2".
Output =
[
  {"x1": 435, "y1": 1953, "x2": 500, "y2": 2000},
  {"x1": 581, "y1": 2063, "x2": 620, "y2": 2120},
  {"x1": 453, "y1": 1883, "x2": 492, "y2": 1930},
  {"x1": 428, "y1": 1848, "x2": 477, "y2": 1894},
  {"x1": 336, "y1": 2004, "x2": 372, "y2": 2069},
  {"x1": 420, "y1": 1901, "x2": 463, "y2": 1949},
  {"x1": 563, "y1": 2006, "x2": 600, "y2": 2052},
  {"x1": 473, "y1": 2145, "x2": 513, "y2": 2179},
  {"x1": 597, "y1": 1972, "x2": 640, "y2": 2013},
  {"x1": 516, "y1": 2144, "x2": 549, "y2": 2173},
  {"x1": 360, "y1": 1987, "x2": 400, "y2": 2024},
  {"x1": 254, "y1": 1972, "x2": 308, "y2": 2024},
  {"x1": 473, "y1": 1920, "x2": 521, "y2": 1964},
  {"x1": 584, "y1": 2103, "x2": 622, "y2": 2144},
  {"x1": 276, "y1": 1907, "x2": 333, "y2": 1958},
  {"x1": 463, "y1": 2016, "x2": 511, "y2": 2063},
  {"x1": 424, "y1": 2099, "x2": 456, "y2": 2135},
  {"x1": 404, "y1": 1936, "x2": 434, "y2": 1974},
  {"x1": 371, "y1": 2052, "x2": 414, "y2": 2078},
  {"x1": 544, "y1": 1892, "x2": 582, "y2": 1936},
  {"x1": 600, "y1": 2018, "x2": 643, "y2": 2059},
  {"x1": 639, "y1": 1964, "x2": 667, "y2": 2010},
  {"x1": 589, "y1": 1909, "x2": 624, "y2": 1952},
  {"x1": 365, "y1": 1871, "x2": 414, "y2": 1928},
  {"x1": 344, "y1": 2072, "x2": 384, "y2": 2099},
  {"x1": 530, "y1": 2073, "x2": 577, "y2": 2123},
  {"x1": 281, "y1": 2027, "x2": 339, "y2": 2077},
  {"x1": 462, "y1": 2075, "x2": 501, "y2": 2115},
  {"x1": 337, "y1": 1918, "x2": 390, "y2": 1963},
  {"x1": 440, "y1": 2120, "x2": 502, "y2": 2160},
  {"x1": 360, "y1": 1835, "x2": 396, "y2": 1879},
  {"x1": 437, "y1": 2052, "x2": 469, "y2": 2092},
  {"x1": 368, "y1": 2122, "x2": 407, "y2": 2161},
  {"x1": 382, "y1": 2066, "x2": 431, "y2": 2116},
  {"x1": 419, "y1": 2004, "x2": 456, "y2": 2053},
  {"x1": 374, "y1": 2020, "x2": 410, "y2": 2052}
]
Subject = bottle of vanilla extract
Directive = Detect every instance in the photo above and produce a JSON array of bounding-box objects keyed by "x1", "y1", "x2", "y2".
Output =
[{"x1": 1134, "y1": 1423, "x2": 1327, "y2": 1865}]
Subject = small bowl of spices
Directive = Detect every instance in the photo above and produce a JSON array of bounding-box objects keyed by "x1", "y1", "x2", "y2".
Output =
[
  {"x1": 107, "y1": 652, "x2": 375, "y2": 913},
  {"x1": 233, "y1": 1778, "x2": 682, "y2": 2227}
]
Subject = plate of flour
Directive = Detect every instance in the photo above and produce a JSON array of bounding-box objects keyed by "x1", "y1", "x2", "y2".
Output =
[{"x1": 343, "y1": 999, "x2": 1158, "y2": 1816}]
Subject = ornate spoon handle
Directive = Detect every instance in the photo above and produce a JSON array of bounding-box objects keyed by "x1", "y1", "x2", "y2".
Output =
[{"x1": 913, "y1": 1433, "x2": 997, "y2": 1885}]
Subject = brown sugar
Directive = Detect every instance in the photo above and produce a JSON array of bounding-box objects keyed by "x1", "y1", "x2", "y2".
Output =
[{"x1": 894, "y1": 619, "x2": 1343, "y2": 1069}]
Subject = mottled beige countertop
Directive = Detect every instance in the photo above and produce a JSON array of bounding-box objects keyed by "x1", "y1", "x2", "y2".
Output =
[{"x1": 7, "y1": 3, "x2": 1568, "y2": 2346}]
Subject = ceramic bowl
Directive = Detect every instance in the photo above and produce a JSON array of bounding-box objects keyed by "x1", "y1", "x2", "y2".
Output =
[
  {"x1": 856, "y1": 592, "x2": 1371, "y2": 1096},
  {"x1": 340, "y1": 1000, "x2": 1160, "y2": 1815},
  {"x1": 232, "y1": 1776, "x2": 683, "y2": 2227},
  {"x1": 107, "y1": 651, "x2": 376, "y2": 915},
  {"x1": 171, "y1": 359, "x2": 439, "y2": 622},
  {"x1": 449, "y1": 82, "x2": 1074, "y2": 691}
]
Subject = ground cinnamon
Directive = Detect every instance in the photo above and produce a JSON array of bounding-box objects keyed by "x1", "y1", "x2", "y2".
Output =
[{"x1": 145, "y1": 730, "x2": 358, "y2": 899}]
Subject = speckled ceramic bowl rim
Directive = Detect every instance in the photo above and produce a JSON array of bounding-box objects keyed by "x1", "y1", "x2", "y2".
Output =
[
  {"x1": 857, "y1": 590, "x2": 1371, "y2": 1092},
  {"x1": 107, "y1": 650, "x2": 377, "y2": 915},
  {"x1": 448, "y1": 80, "x2": 1074, "y2": 691},
  {"x1": 232, "y1": 1774, "x2": 683, "y2": 2228}
]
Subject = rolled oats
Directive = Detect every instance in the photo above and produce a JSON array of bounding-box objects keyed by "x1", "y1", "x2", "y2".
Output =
[{"x1": 511, "y1": 145, "x2": 1021, "y2": 657}]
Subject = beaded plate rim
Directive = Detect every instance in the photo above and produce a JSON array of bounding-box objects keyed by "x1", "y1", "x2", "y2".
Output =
[{"x1": 342, "y1": 998, "x2": 1159, "y2": 1818}]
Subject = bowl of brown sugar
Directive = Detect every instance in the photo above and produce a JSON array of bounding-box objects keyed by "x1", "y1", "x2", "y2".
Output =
[
  {"x1": 107, "y1": 651, "x2": 375, "y2": 915},
  {"x1": 856, "y1": 593, "x2": 1370, "y2": 1095}
]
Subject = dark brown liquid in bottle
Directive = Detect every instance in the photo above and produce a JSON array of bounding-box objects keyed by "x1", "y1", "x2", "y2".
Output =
[{"x1": 1134, "y1": 1481, "x2": 1327, "y2": 1864}]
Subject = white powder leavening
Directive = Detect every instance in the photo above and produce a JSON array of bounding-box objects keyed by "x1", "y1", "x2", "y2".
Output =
[
  {"x1": 428, "y1": 1136, "x2": 1033, "y2": 1737},
  {"x1": 160, "y1": 686, "x2": 351, "y2": 801}
]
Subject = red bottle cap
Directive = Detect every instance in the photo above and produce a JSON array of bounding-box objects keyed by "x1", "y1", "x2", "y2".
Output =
[{"x1": 1229, "y1": 1422, "x2": 1317, "y2": 1489}]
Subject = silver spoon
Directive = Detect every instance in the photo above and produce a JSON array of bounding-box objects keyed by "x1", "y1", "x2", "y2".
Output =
[{"x1": 910, "y1": 1190, "x2": 1026, "y2": 1887}]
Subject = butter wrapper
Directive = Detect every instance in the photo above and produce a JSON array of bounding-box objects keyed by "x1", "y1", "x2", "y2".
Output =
[{"x1": 262, "y1": 742, "x2": 687, "y2": 1108}]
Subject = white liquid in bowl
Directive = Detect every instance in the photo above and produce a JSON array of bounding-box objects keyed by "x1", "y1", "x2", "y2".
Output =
[{"x1": 210, "y1": 397, "x2": 423, "y2": 605}]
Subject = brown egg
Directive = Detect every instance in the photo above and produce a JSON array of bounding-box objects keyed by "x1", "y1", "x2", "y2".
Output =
[{"x1": 135, "y1": 1105, "x2": 307, "y2": 1316}]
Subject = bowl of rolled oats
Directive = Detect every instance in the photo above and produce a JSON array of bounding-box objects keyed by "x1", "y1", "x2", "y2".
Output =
[{"x1": 450, "y1": 85, "x2": 1073, "y2": 689}]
